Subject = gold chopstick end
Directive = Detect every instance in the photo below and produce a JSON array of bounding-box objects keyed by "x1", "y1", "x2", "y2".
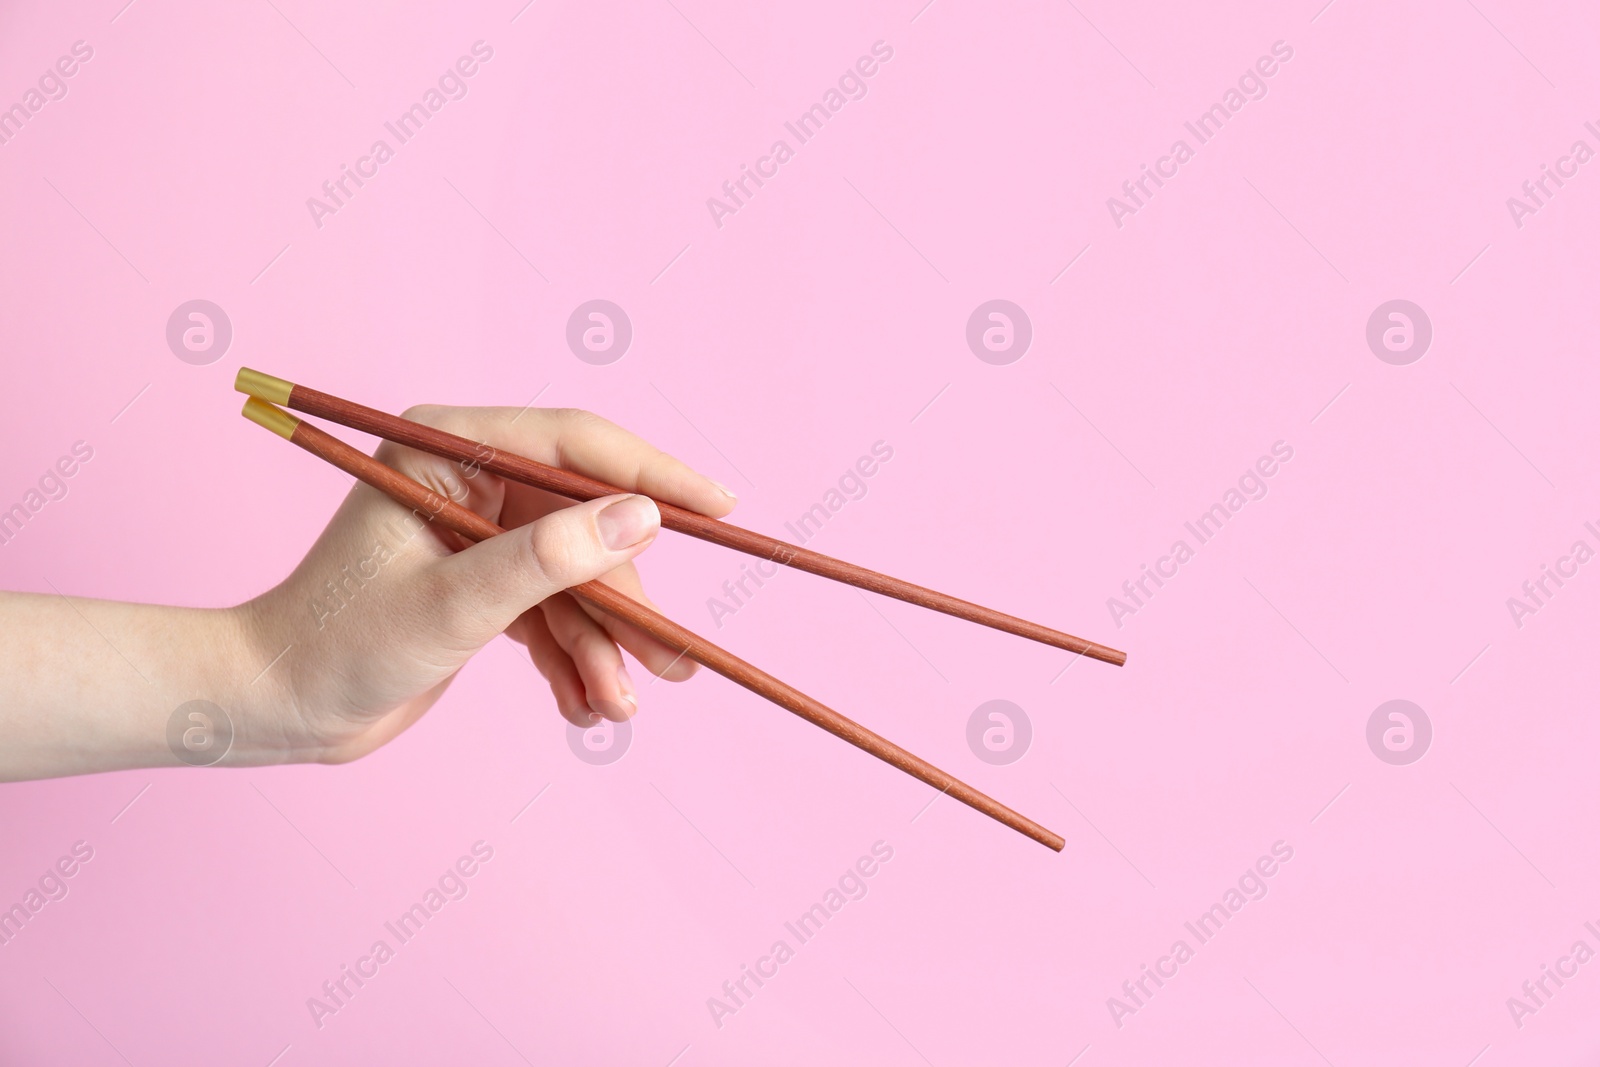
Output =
[
  {"x1": 241, "y1": 397, "x2": 301, "y2": 440},
  {"x1": 235, "y1": 367, "x2": 294, "y2": 405}
]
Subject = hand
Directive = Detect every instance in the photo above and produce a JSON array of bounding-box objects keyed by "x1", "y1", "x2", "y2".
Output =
[
  {"x1": 242, "y1": 405, "x2": 738, "y2": 764},
  {"x1": 0, "y1": 406, "x2": 736, "y2": 780}
]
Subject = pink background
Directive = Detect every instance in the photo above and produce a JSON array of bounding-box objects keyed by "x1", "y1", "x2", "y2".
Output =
[{"x1": 3, "y1": 0, "x2": 1599, "y2": 1062}]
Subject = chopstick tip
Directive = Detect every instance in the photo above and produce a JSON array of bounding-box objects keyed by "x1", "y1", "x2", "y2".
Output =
[
  {"x1": 236, "y1": 366, "x2": 294, "y2": 405},
  {"x1": 241, "y1": 396, "x2": 300, "y2": 440}
]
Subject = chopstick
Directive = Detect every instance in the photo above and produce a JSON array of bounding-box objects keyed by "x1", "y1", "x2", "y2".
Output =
[
  {"x1": 235, "y1": 368, "x2": 1126, "y2": 668},
  {"x1": 240, "y1": 397, "x2": 1067, "y2": 852}
]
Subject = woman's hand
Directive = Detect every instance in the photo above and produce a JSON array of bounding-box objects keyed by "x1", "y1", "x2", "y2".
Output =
[
  {"x1": 245, "y1": 404, "x2": 736, "y2": 764},
  {"x1": 0, "y1": 406, "x2": 736, "y2": 780}
]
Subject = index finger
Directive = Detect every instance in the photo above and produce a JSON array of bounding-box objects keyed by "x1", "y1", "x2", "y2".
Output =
[{"x1": 404, "y1": 404, "x2": 738, "y2": 520}]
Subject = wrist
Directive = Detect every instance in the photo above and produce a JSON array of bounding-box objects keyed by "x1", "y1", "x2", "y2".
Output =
[{"x1": 206, "y1": 594, "x2": 320, "y2": 767}]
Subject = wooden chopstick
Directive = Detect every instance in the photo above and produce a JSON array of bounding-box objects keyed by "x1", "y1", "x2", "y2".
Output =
[
  {"x1": 235, "y1": 368, "x2": 1126, "y2": 668},
  {"x1": 240, "y1": 397, "x2": 1066, "y2": 852}
]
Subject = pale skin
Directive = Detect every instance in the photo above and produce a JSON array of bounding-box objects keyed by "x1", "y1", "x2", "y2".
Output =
[{"x1": 0, "y1": 405, "x2": 737, "y2": 782}]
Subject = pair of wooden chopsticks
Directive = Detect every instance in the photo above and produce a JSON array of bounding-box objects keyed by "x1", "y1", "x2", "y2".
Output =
[{"x1": 236, "y1": 368, "x2": 1127, "y2": 851}]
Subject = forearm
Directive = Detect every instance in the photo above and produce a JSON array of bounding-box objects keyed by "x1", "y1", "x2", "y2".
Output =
[{"x1": 0, "y1": 591, "x2": 298, "y2": 780}]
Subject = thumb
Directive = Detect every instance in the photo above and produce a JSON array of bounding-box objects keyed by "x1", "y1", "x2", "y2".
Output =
[{"x1": 428, "y1": 493, "x2": 661, "y2": 646}]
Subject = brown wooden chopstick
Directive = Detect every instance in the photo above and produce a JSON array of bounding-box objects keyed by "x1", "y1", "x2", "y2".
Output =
[
  {"x1": 235, "y1": 368, "x2": 1126, "y2": 667},
  {"x1": 240, "y1": 397, "x2": 1066, "y2": 852}
]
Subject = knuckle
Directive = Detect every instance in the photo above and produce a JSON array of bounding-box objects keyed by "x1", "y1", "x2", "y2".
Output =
[
  {"x1": 317, "y1": 743, "x2": 366, "y2": 766},
  {"x1": 551, "y1": 407, "x2": 613, "y2": 444},
  {"x1": 399, "y1": 403, "x2": 439, "y2": 424},
  {"x1": 400, "y1": 403, "x2": 457, "y2": 431},
  {"x1": 524, "y1": 518, "x2": 586, "y2": 589},
  {"x1": 567, "y1": 625, "x2": 614, "y2": 667},
  {"x1": 551, "y1": 406, "x2": 601, "y2": 426},
  {"x1": 642, "y1": 447, "x2": 680, "y2": 482}
]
